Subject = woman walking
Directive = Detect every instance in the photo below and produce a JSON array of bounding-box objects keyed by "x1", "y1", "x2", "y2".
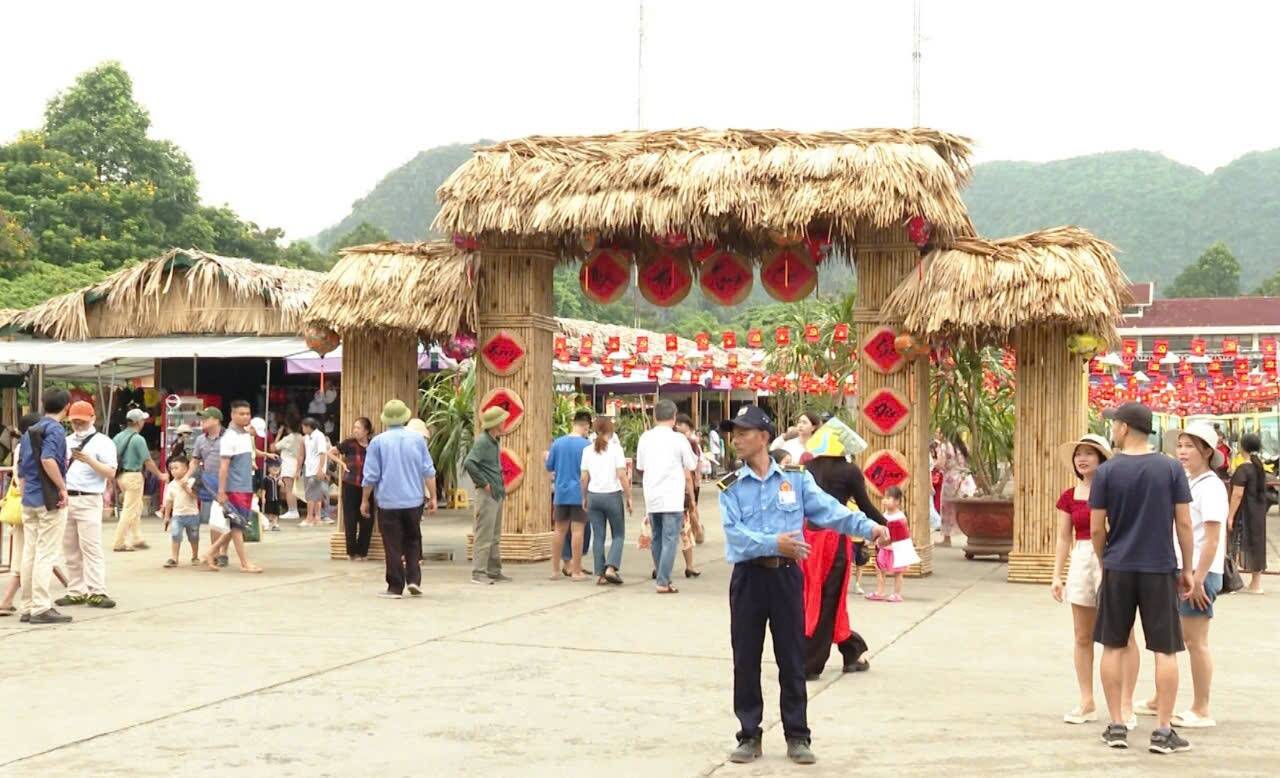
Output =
[
  {"x1": 581, "y1": 417, "x2": 630, "y2": 585},
  {"x1": 771, "y1": 411, "x2": 821, "y2": 463},
  {"x1": 1136, "y1": 422, "x2": 1228, "y2": 728},
  {"x1": 327, "y1": 417, "x2": 375, "y2": 560},
  {"x1": 273, "y1": 420, "x2": 301, "y2": 520},
  {"x1": 933, "y1": 429, "x2": 968, "y2": 547},
  {"x1": 1228, "y1": 433, "x2": 1268, "y2": 593},
  {"x1": 1050, "y1": 433, "x2": 1139, "y2": 727}
]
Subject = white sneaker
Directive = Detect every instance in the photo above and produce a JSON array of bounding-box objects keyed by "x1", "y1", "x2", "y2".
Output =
[
  {"x1": 1063, "y1": 707, "x2": 1098, "y2": 725},
  {"x1": 281, "y1": 510, "x2": 300, "y2": 520},
  {"x1": 1172, "y1": 710, "x2": 1216, "y2": 728},
  {"x1": 407, "y1": 583, "x2": 423, "y2": 597},
  {"x1": 377, "y1": 591, "x2": 402, "y2": 599},
  {"x1": 1125, "y1": 714, "x2": 1138, "y2": 731}
]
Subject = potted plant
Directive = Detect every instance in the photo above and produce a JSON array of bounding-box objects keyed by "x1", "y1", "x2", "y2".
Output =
[
  {"x1": 932, "y1": 344, "x2": 1016, "y2": 560},
  {"x1": 420, "y1": 366, "x2": 475, "y2": 496}
]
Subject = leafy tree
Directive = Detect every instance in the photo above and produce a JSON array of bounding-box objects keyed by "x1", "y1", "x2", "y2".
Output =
[
  {"x1": 0, "y1": 259, "x2": 107, "y2": 308},
  {"x1": 1165, "y1": 241, "x2": 1241, "y2": 298},
  {"x1": 0, "y1": 209, "x2": 34, "y2": 276},
  {"x1": 332, "y1": 221, "x2": 390, "y2": 251},
  {"x1": 1253, "y1": 268, "x2": 1280, "y2": 296},
  {"x1": 279, "y1": 240, "x2": 334, "y2": 272}
]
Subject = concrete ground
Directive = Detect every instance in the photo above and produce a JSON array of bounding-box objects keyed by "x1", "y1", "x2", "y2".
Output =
[{"x1": 0, "y1": 493, "x2": 1276, "y2": 777}]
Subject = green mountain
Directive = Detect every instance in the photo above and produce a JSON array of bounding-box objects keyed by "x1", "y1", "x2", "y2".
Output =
[{"x1": 315, "y1": 143, "x2": 1280, "y2": 289}]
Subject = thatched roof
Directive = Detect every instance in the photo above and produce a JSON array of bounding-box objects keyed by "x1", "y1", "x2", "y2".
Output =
[
  {"x1": 305, "y1": 241, "x2": 477, "y2": 338},
  {"x1": 880, "y1": 227, "x2": 1133, "y2": 345},
  {"x1": 8, "y1": 249, "x2": 321, "y2": 341},
  {"x1": 434, "y1": 128, "x2": 975, "y2": 255}
]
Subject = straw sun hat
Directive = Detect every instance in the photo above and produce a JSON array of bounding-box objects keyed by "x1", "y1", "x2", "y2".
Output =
[
  {"x1": 1057, "y1": 433, "x2": 1113, "y2": 478},
  {"x1": 1162, "y1": 421, "x2": 1225, "y2": 469}
]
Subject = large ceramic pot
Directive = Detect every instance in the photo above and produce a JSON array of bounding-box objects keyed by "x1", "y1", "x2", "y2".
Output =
[{"x1": 953, "y1": 496, "x2": 1014, "y2": 561}]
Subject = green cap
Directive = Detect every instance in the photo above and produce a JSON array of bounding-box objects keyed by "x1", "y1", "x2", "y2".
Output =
[{"x1": 198, "y1": 407, "x2": 223, "y2": 421}]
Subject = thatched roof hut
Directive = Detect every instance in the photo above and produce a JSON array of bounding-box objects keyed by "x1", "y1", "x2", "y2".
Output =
[
  {"x1": 879, "y1": 227, "x2": 1133, "y2": 347},
  {"x1": 8, "y1": 249, "x2": 321, "y2": 341},
  {"x1": 434, "y1": 128, "x2": 975, "y2": 255},
  {"x1": 304, "y1": 241, "x2": 477, "y2": 339}
]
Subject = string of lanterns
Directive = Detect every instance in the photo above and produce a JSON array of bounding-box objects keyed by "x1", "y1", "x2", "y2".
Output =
[{"x1": 1090, "y1": 336, "x2": 1279, "y2": 415}]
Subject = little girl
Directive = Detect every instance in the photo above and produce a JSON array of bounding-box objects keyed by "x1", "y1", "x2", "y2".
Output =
[
  {"x1": 260, "y1": 461, "x2": 286, "y2": 531},
  {"x1": 867, "y1": 486, "x2": 920, "y2": 602}
]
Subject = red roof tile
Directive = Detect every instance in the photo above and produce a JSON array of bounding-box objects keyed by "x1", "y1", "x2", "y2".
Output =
[
  {"x1": 1123, "y1": 297, "x2": 1280, "y2": 328},
  {"x1": 1128, "y1": 283, "x2": 1154, "y2": 306}
]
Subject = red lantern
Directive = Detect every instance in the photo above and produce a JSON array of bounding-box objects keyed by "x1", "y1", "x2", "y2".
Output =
[
  {"x1": 1146, "y1": 359, "x2": 1161, "y2": 374},
  {"x1": 1234, "y1": 358, "x2": 1250, "y2": 374},
  {"x1": 651, "y1": 355, "x2": 664, "y2": 368},
  {"x1": 1262, "y1": 337, "x2": 1277, "y2": 356},
  {"x1": 636, "y1": 336, "x2": 649, "y2": 354},
  {"x1": 1190, "y1": 338, "x2": 1206, "y2": 357},
  {"x1": 906, "y1": 215, "x2": 931, "y2": 248},
  {"x1": 1121, "y1": 339, "x2": 1138, "y2": 358},
  {"x1": 578, "y1": 353, "x2": 592, "y2": 367},
  {"x1": 1222, "y1": 337, "x2": 1239, "y2": 356},
  {"x1": 665, "y1": 334, "x2": 679, "y2": 352},
  {"x1": 443, "y1": 332, "x2": 477, "y2": 361},
  {"x1": 638, "y1": 253, "x2": 694, "y2": 307},
  {"x1": 727, "y1": 354, "x2": 739, "y2": 369},
  {"x1": 555, "y1": 349, "x2": 569, "y2": 364},
  {"x1": 775, "y1": 327, "x2": 791, "y2": 346},
  {"x1": 760, "y1": 248, "x2": 818, "y2": 302},
  {"x1": 452, "y1": 233, "x2": 479, "y2": 251},
  {"x1": 554, "y1": 336, "x2": 567, "y2": 353},
  {"x1": 1152, "y1": 339, "x2": 1169, "y2": 357},
  {"x1": 303, "y1": 324, "x2": 340, "y2": 356},
  {"x1": 702, "y1": 355, "x2": 714, "y2": 370},
  {"x1": 692, "y1": 242, "x2": 719, "y2": 264},
  {"x1": 747, "y1": 329, "x2": 764, "y2": 349},
  {"x1": 832, "y1": 323, "x2": 849, "y2": 344},
  {"x1": 647, "y1": 364, "x2": 660, "y2": 380},
  {"x1": 579, "y1": 249, "x2": 632, "y2": 304},
  {"x1": 803, "y1": 323, "x2": 820, "y2": 344},
  {"x1": 722, "y1": 331, "x2": 737, "y2": 349},
  {"x1": 606, "y1": 335, "x2": 620, "y2": 353},
  {"x1": 602, "y1": 361, "x2": 615, "y2": 377},
  {"x1": 1207, "y1": 358, "x2": 1222, "y2": 375},
  {"x1": 1264, "y1": 356, "x2": 1277, "y2": 375},
  {"x1": 580, "y1": 335, "x2": 593, "y2": 353},
  {"x1": 699, "y1": 250, "x2": 754, "y2": 306}
]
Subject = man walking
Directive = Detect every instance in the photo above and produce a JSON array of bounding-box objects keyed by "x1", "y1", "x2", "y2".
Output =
[
  {"x1": 300, "y1": 417, "x2": 330, "y2": 526},
  {"x1": 202, "y1": 400, "x2": 263, "y2": 573},
  {"x1": 546, "y1": 410, "x2": 592, "y2": 580},
  {"x1": 56, "y1": 401, "x2": 118, "y2": 610},
  {"x1": 111, "y1": 407, "x2": 167, "y2": 552},
  {"x1": 361, "y1": 400, "x2": 438, "y2": 599},
  {"x1": 718, "y1": 406, "x2": 889, "y2": 764},
  {"x1": 18, "y1": 389, "x2": 73, "y2": 624},
  {"x1": 464, "y1": 406, "x2": 510, "y2": 585},
  {"x1": 190, "y1": 407, "x2": 226, "y2": 567},
  {"x1": 1090, "y1": 401, "x2": 1195, "y2": 754},
  {"x1": 635, "y1": 399, "x2": 696, "y2": 594}
]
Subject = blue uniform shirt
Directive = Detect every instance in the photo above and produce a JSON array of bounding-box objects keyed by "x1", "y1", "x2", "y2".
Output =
[
  {"x1": 719, "y1": 462, "x2": 878, "y2": 564},
  {"x1": 362, "y1": 426, "x2": 437, "y2": 510}
]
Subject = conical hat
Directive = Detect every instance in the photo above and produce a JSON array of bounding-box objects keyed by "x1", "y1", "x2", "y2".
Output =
[{"x1": 806, "y1": 417, "x2": 867, "y2": 459}]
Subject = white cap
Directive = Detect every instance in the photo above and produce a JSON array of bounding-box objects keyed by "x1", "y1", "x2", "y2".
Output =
[
  {"x1": 249, "y1": 417, "x2": 267, "y2": 437},
  {"x1": 126, "y1": 408, "x2": 150, "y2": 423},
  {"x1": 176, "y1": 423, "x2": 193, "y2": 435}
]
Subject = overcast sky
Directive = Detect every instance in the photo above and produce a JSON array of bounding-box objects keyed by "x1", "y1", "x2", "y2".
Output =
[{"x1": 4, "y1": 1, "x2": 1277, "y2": 240}]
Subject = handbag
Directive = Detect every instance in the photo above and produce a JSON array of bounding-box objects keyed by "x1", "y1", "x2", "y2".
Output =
[
  {"x1": 1, "y1": 481, "x2": 22, "y2": 526},
  {"x1": 1221, "y1": 554, "x2": 1244, "y2": 594}
]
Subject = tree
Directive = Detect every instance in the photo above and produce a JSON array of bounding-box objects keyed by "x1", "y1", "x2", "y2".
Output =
[
  {"x1": 332, "y1": 221, "x2": 390, "y2": 252},
  {"x1": 1165, "y1": 241, "x2": 1241, "y2": 298},
  {"x1": 0, "y1": 259, "x2": 108, "y2": 309},
  {"x1": 1253, "y1": 268, "x2": 1280, "y2": 296}
]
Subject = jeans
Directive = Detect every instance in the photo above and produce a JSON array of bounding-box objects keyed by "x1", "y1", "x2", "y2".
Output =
[
  {"x1": 587, "y1": 491, "x2": 625, "y2": 573},
  {"x1": 649, "y1": 511, "x2": 682, "y2": 587}
]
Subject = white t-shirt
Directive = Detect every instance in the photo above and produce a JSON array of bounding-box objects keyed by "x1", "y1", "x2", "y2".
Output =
[
  {"x1": 581, "y1": 442, "x2": 627, "y2": 494},
  {"x1": 65, "y1": 428, "x2": 118, "y2": 494},
  {"x1": 1176, "y1": 470, "x2": 1228, "y2": 574},
  {"x1": 163, "y1": 476, "x2": 200, "y2": 516},
  {"x1": 303, "y1": 429, "x2": 329, "y2": 477},
  {"x1": 635, "y1": 425, "x2": 695, "y2": 514},
  {"x1": 770, "y1": 435, "x2": 807, "y2": 463}
]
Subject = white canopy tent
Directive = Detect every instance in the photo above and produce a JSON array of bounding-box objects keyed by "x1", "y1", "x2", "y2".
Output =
[{"x1": 0, "y1": 336, "x2": 312, "y2": 380}]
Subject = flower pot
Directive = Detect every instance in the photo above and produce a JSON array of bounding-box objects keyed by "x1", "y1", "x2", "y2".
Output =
[{"x1": 952, "y1": 496, "x2": 1013, "y2": 561}]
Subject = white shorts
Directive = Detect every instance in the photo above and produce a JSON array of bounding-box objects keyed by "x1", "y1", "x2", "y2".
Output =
[{"x1": 1066, "y1": 539, "x2": 1102, "y2": 608}]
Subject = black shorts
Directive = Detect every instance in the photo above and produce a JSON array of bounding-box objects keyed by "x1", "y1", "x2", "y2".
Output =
[
  {"x1": 552, "y1": 504, "x2": 587, "y2": 523},
  {"x1": 1093, "y1": 570, "x2": 1185, "y2": 654}
]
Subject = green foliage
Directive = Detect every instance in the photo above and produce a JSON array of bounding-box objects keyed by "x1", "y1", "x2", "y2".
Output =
[
  {"x1": 931, "y1": 346, "x2": 1015, "y2": 496},
  {"x1": 332, "y1": 221, "x2": 390, "y2": 251},
  {"x1": 552, "y1": 393, "x2": 594, "y2": 438},
  {"x1": 761, "y1": 291, "x2": 857, "y2": 426},
  {"x1": 420, "y1": 367, "x2": 475, "y2": 493},
  {"x1": 0, "y1": 209, "x2": 34, "y2": 276},
  {"x1": 0, "y1": 259, "x2": 108, "y2": 309},
  {"x1": 1164, "y1": 241, "x2": 1240, "y2": 298},
  {"x1": 1252, "y1": 268, "x2": 1280, "y2": 296},
  {"x1": 614, "y1": 412, "x2": 650, "y2": 459}
]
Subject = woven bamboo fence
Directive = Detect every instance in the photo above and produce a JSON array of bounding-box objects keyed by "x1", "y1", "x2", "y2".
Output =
[
  {"x1": 329, "y1": 328, "x2": 420, "y2": 561},
  {"x1": 853, "y1": 224, "x2": 932, "y2": 576},
  {"x1": 1008, "y1": 323, "x2": 1087, "y2": 583}
]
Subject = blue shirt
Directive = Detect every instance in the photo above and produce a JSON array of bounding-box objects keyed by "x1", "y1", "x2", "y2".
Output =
[
  {"x1": 362, "y1": 426, "x2": 437, "y2": 510},
  {"x1": 1089, "y1": 451, "x2": 1191, "y2": 573},
  {"x1": 545, "y1": 434, "x2": 591, "y2": 505},
  {"x1": 19, "y1": 417, "x2": 68, "y2": 508},
  {"x1": 719, "y1": 462, "x2": 878, "y2": 564}
]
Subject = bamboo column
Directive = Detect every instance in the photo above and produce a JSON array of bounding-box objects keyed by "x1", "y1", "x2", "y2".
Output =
[
  {"x1": 853, "y1": 225, "x2": 932, "y2": 576},
  {"x1": 328, "y1": 328, "x2": 419, "y2": 561},
  {"x1": 1008, "y1": 324, "x2": 1087, "y2": 583},
  {"x1": 469, "y1": 253, "x2": 556, "y2": 561}
]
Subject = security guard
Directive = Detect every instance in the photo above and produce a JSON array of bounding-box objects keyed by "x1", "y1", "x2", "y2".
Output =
[{"x1": 719, "y1": 406, "x2": 888, "y2": 765}]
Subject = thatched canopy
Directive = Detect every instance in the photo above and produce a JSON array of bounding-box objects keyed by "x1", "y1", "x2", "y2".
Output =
[
  {"x1": 434, "y1": 128, "x2": 975, "y2": 255},
  {"x1": 880, "y1": 227, "x2": 1133, "y2": 346},
  {"x1": 9, "y1": 249, "x2": 321, "y2": 341},
  {"x1": 305, "y1": 241, "x2": 477, "y2": 338}
]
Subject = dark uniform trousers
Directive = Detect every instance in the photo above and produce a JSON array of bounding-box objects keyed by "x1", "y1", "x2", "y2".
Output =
[
  {"x1": 804, "y1": 539, "x2": 869, "y2": 676},
  {"x1": 730, "y1": 559, "x2": 810, "y2": 744},
  {"x1": 378, "y1": 505, "x2": 424, "y2": 595}
]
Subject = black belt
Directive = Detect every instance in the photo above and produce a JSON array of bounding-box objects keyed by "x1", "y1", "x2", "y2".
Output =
[
  {"x1": 748, "y1": 556, "x2": 794, "y2": 569},
  {"x1": 67, "y1": 490, "x2": 103, "y2": 497}
]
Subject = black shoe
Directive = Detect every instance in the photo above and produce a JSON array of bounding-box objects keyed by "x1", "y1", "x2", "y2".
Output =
[
  {"x1": 217, "y1": 555, "x2": 229, "y2": 568},
  {"x1": 843, "y1": 658, "x2": 871, "y2": 673},
  {"x1": 1101, "y1": 723, "x2": 1129, "y2": 749},
  {"x1": 29, "y1": 609, "x2": 73, "y2": 624},
  {"x1": 55, "y1": 594, "x2": 87, "y2": 607},
  {"x1": 685, "y1": 568, "x2": 701, "y2": 578},
  {"x1": 1148, "y1": 728, "x2": 1191, "y2": 754},
  {"x1": 19, "y1": 613, "x2": 30, "y2": 623},
  {"x1": 805, "y1": 672, "x2": 822, "y2": 681},
  {"x1": 728, "y1": 738, "x2": 762, "y2": 764},
  {"x1": 651, "y1": 570, "x2": 657, "y2": 579},
  {"x1": 86, "y1": 594, "x2": 116, "y2": 609},
  {"x1": 786, "y1": 739, "x2": 817, "y2": 765}
]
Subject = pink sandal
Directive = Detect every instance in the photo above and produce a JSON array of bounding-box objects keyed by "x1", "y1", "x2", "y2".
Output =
[
  {"x1": 865, "y1": 592, "x2": 886, "y2": 601},
  {"x1": 887, "y1": 594, "x2": 903, "y2": 603}
]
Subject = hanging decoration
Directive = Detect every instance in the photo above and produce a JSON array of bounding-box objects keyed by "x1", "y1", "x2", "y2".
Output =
[
  {"x1": 699, "y1": 249, "x2": 754, "y2": 306},
  {"x1": 665, "y1": 334, "x2": 679, "y2": 352},
  {"x1": 893, "y1": 333, "x2": 928, "y2": 360},
  {"x1": 775, "y1": 326, "x2": 792, "y2": 346},
  {"x1": 692, "y1": 242, "x2": 719, "y2": 264},
  {"x1": 1222, "y1": 337, "x2": 1239, "y2": 356},
  {"x1": 478, "y1": 330, "x2": 527, "y2": 376},
  {"x1": 695, "y1": 332, "x2": 710, "y2": 351},
  {"x1": 478, "y1": 388, "x2": 525, "y2": 435},
  {"x1": 863, "y1": 449, "x2": 911, "y2": 496},
  {"x1": 803, "y1": 323, "x2": 821, "y2": 344},
  {"x1": 442, "y1": 332, "x2": 477, "y2": 361},
  {"x1": 1067, "y1": 332, "x2": 1105, "y2": 357},
  {"x1": 760, "y1": 247, "x2": 818, "y2": 302},
  {"x1": 498, "y1": 448, "x2": 526, "y2": 493},
  {"x1": 906, "y1": 215, "x2": 932, "y2": 248},
  {"x1": 579, "y1": 248, "x2": 632, "y2": 304},
  {"x1": 861, "y1": 326, "x2": 906, "y2": 375},
  {"x1": 636, "y1": 335, "x2": 649, "y2": 354},
  {"x1": 451, "y1": 233, "x2": 479, "y2": 252},
  {"x1": 1153, "y1": 339, "x2": 1169, "y2": 357},
  {"x1": 580, "y1": 335, "x2": 593, "y2": 353},
  {"x1": 747, "y1": 329, "x2": 764, "y2": 348},
  {"x1": 1190, "y1": 338, "x2": 1207, "y2": 357},
  {"x1": 654, "y1": 232, "x2": 690, "y2": 251},
  {"x1": 1263, "y1": 337, "x2": 1277, "y2": 356},
  {"x1": 304, "y1": 324, "x2": 340, "y2": 356},
  {"x1": 832, "y1": 323, "x2": 850, "y2": 344},
  {"x1": 637, "y1": 253, "x2": 694, "y2": 307},
  {"x1": 862, "y1": 388, "x2": 911, "y2": 436},
  {"x1": 606, "y1": 335, "x2": 620, "y2": 353}
]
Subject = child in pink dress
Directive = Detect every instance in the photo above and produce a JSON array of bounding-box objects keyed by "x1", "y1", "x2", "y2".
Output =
[{"x1": 867, "y1": 486, "x2": 920, "y2": 602}]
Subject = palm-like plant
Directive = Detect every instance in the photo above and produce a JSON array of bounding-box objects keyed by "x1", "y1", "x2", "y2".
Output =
[
  {"x1": 552, "y1": 393, "x2": 594, "y2": 438},
  {"x1": 614, "y1": 411, "x2": 651, "y2": 459},
  {"x1": 420, "y1": 366, "x2": 475, "y2": 493},
  {"x1": 761, "y1": 291, "x2": 859, "y2": 425},
  {"x1": 931, "y1": 345, "x2": 1015, "y2": 496}
]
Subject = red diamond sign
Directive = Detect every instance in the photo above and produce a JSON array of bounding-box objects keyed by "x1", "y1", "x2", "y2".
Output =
[
  {"x1": 862, "y1": 326, "x2": 905, "y2": 375},
  {"x1": 638, "y1": 253, "x2": 693, "y2": 307},
  {"x1": 499, "y1": 447, "x2": 526, "y2": 493},
  {"x1": 760, "y1": 248, "x2": 818, "y2": 302},
  {"x1": 479, "y1": 330, "x2": 526, "y2": 376},
  {"x1": 862, "y1": 449, "x2": 910, "y2": 497},
  {"x1": 862, "y1": 388, "x2": 911, "y2": 436},
  {"x1": 479, "y1": 388, "x2": 525, "y2": 435}
]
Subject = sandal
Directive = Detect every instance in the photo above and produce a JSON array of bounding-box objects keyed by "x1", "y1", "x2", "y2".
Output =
[
  {"x1": 163, "y1": 559, "x2": 178, "y2": 568},
  {"x1": 656, "y1": 585, "x2": 679, "y2": 594},
  {"x1": 240, "y1": 566, "x2": 264, "y2": 574},
  {"x1": 597, "y1": 577, "x2": 609, "y2": 586},
  {"x1": 0, "y1": 606, "x2": 15, "y2": 617},
  {"x1": 570, "y1": 573, "x2": 587, "y2": 582},
  {"x1": 865, "y1": 592, "x2": 887, "y2": 601},
  {"x1": 604, "y1": 569, "x2": 623, "y2": 585}
]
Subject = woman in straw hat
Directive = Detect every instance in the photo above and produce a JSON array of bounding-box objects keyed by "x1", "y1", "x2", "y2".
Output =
[
  {"x1": 1134, "y1": 422, "x2": 1228, "y2": 728},
  {"x1": 1051, "y1": 433, "x2": 1139, "y2": 727}
]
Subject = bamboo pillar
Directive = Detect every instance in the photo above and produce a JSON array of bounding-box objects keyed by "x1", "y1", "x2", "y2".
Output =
[
  {"x1": 328, "y1": 328, "x2": 419, "y2": 561},
  {"x1": 1008, "y1": 324, "x2": 1087, "y2": 583},
  {"x1": 853, "y1": 225, "x2": 932, "y2": 576},
  {"x1": 470, "y1": 253, "x2": 556, "y2": 561}
]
